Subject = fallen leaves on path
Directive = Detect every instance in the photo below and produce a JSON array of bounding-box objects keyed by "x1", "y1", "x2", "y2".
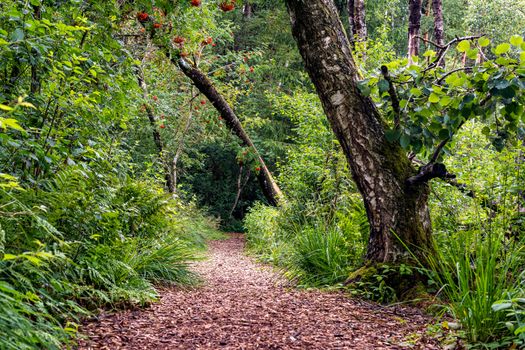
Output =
[{"x1": 78, "y1": 234, "x2": 441, "y2": 349}]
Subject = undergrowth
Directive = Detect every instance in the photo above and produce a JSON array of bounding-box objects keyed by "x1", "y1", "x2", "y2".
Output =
[{"x1": 0, "y1": 168, "x2": 221, "y2": 349}]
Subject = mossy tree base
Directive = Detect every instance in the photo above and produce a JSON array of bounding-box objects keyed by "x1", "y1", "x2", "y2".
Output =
[{"x1": 344, "y1": 264, "x2": 432, "y2": 305}]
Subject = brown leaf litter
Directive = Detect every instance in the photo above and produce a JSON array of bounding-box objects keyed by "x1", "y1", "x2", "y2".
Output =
[{"x1": 77, "y1": 233, "x2": 442, "y2": 349}]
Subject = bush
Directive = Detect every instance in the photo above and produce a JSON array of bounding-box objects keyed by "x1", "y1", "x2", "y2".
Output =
[{"x1": 0, "y1": 169, "x2": 221, "y2": 348}]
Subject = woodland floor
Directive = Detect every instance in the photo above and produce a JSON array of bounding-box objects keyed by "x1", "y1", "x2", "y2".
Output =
[{"x1": 77, "y1": 233, "x2": 442, "y2": 349}]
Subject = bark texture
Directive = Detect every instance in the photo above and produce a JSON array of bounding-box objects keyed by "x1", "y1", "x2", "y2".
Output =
[
  {"x1": 177, "y1": 58, "x2": 282, "y2": 206},
  {"x1": 285, "y1": 0, "x2": 434, "y2": 263},
  {"x1": 408, "y1": 0, "x2": 423, "y2": 61},
  {"x1": 432, "y1": 0, "x2": 445, "y2": 66},
  {"x1": 347, "y1": 0, "x2": 367, "y2": 43}
]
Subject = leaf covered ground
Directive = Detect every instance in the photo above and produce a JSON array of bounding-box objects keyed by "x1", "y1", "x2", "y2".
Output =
[{"x1": 78, "y1": 234, "x2": 442, "y2": 349}]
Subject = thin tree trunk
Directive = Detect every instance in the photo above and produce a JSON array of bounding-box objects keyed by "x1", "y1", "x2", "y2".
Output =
[
  {"x1": 30, "y1": 5, "x2": 41, "y2": 94},
  {"x1": 177, "y1": 58, "x2": 283, "y2": 206},
  {"x1": 408, "y1": 0, "x2": 423, "y2": 63},
  {"x1": 172, "y1": 100, "x2": 194, "y2": 193},
  {"x1": 229, "y1": 165, "x2": 251, "y2": 217},
  {"x1": 347, "y1": 0, "x2": 355, "y2": 42},
  {"x1": 136, "y1": 67, "x2": 175, "y2": 193},
  {"x1": 285, "y1": 0, "x2": 434, "y2": 264},
  {"x1": 432, "y1": 0, "x2": 445, "y2": 66},
  {"x1": 243, "y1": 1, "x2": 253, "y2": 18},
  {"x1": 354, "y1": 0, "x2": 367, "y2": 42}
]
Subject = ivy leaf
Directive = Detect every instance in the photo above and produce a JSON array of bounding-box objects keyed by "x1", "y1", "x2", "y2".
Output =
[{"x1": 457, "y1": 40, "x2": 470, "y2": 53}]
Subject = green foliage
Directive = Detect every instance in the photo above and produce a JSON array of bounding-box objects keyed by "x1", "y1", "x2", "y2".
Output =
[
  {"x1": 244, "y1": 91, "x2": 367, "y2": 287},
  {"x1": 427, "y1": 123, "x2": 525, "y2": 347},
  {"x1": 0, "y1": 1, "x2": 225, "y2": 348}
]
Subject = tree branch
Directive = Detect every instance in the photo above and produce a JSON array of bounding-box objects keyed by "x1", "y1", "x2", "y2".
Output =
[
  {"x1": 425, "y1": 35, "x2": 483, "y2": 71},
  {"x1": 435, "y1": 66, "x2": 473, "y2": 84},
  {"x1": 406, "y1": 162, "x2": 455, "y2": 186},
  {"x1": 380, "y1": 65, "x2": 401, "y2": 128}
]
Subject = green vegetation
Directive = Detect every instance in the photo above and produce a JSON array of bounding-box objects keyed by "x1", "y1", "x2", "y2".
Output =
[{"x1": 1, "y1": 0, "x2": 524, "y2": 349}]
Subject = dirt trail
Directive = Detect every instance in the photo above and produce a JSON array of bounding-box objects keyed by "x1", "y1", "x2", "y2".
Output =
[{"x1": 78, "y1": 234, "x2": 440, "y2": 349}]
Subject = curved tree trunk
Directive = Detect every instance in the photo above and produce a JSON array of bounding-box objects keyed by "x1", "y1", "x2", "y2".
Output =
[
  {"x1": 177, "y1": 58, "x2": 283, "y2": 206},
  {"x1": 285, "y1": 0, "x2": 435, "y2": 264}
]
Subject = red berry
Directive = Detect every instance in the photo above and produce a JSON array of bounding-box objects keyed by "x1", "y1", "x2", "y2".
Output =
[
  {"x1": 206, "y1": 37, "x2": 213, "y2": 44},
  {"x1": 219, "y1": 1, "x2": 235, "y2": 11},
  {"x1": 153, "y1": 23, "x2": 161, "y2": 29},
  {"x1": 200, "y1": 100, "x2": 206, "y2": 105},
  {"x1": 152, "y1": 95, "x2": 158, "y2": 101},
  {"x1": 137, "y1": 12, "x2": 149, "y2": 22},
  {"x1": 212, "y1": 43, "x2": 216, "y2": 47},
  {"x1": 249, "y1": 66, "x2": 254, "y2": 73},
  {"x1": 173, "y1": 36, "x2": 185, "y2": 44},
  {"x1": 160, "y1": 124, "x2": 165, "y2": 129},
  {"x1": 255, "y1": 167, "x2": 261, "y2": 171},
  {"x1": 190, "y1": 0, "x2": 201, "y2": 6}
]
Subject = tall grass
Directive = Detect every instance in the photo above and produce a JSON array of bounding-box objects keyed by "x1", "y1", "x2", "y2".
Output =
[
  {"x1": 244, "y1": 202, "x2": 367, "y2": 287},
  {"x1": 429, "y1": 223, "x2": 523, "y2": 344}
]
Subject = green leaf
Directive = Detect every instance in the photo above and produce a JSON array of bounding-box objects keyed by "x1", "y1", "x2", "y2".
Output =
[
  {"x1": 428, "y1": 93, "x2": 440, "y2": 104},
  {"x1": 510, "y1": 35, "x2": 523, "y2": 46},
  {"x1": 492, "y1": 302, "x2": 513, "y2": 312},
  {"x1": 0, "y1": 104, "x2": 13, "y2": 111},
  {"x1": 378, "y1": 79, "x2": 390, "y2": 94},
  {"x1": 467, "y1": 48, "x2": 478, "y2": 60},
  {"x1": 0, "y1": 118, "x2": 24, "y2": 131},
  {"x1": 385, "y1": 129, "x2": 400, "y2": 143},
  {"x1": 439, "y1": 96, "x2": 452, "y2": 107},
  {"x1": 494, "y1": 43, "x2": 510, "y2": 55},
  {"x1": 410, "y1": 87, "x2": 422, "y2": 97},
  {"x1": 478, "y1": 37, "x2": 490, "y2": 47},
  {"x1": 10, "y1": 28, "x2": 24, "y2": 42},
  {"x1": 457, "y1": 40, "x2": 470, "y2": 52},
  {"x1": 438, "y1": 129, "x2": 450, "y2": 140},
  {"x1": 400, "y1": 134, "x2": 410, "y2": 149}
]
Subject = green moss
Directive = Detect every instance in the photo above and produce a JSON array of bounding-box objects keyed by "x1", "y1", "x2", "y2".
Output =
[{"x1": 345, "y1": 263, "x2": 432, "y2": 304}]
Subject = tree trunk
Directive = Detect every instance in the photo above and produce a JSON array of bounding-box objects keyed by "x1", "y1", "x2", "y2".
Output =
[
  {"x1": 347, "y1": 0, "x2": 366, "y2": 43},
  {"x1": 177, "y1": 58, "x2": 283, "y2": 206},
  {"x1": 354, "y1": 0, "x2": 367, "y2": 42},
  {"x1": 285, "y1": 0, "x2": 435, "y2": 264},
  {"x1": 136, "y1": 68, "x2": 175, "y2": 193},
  {"x1": 243, "y1": 1, "x2": 253, "y2": 18},
  {"x1": 432, "y1": 0, "x2": 445, "y2": 66},
  {"x1": 347, "y1": 0, "x2": 355, "y2": 41},
  {"x1": 408, "y1": 0, "x2": 423, "y2": 62}
]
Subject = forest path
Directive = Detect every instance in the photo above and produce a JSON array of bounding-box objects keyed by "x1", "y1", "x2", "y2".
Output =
[{"x1": 78, "y1": 234, "x2": 440, "y2": 349}]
